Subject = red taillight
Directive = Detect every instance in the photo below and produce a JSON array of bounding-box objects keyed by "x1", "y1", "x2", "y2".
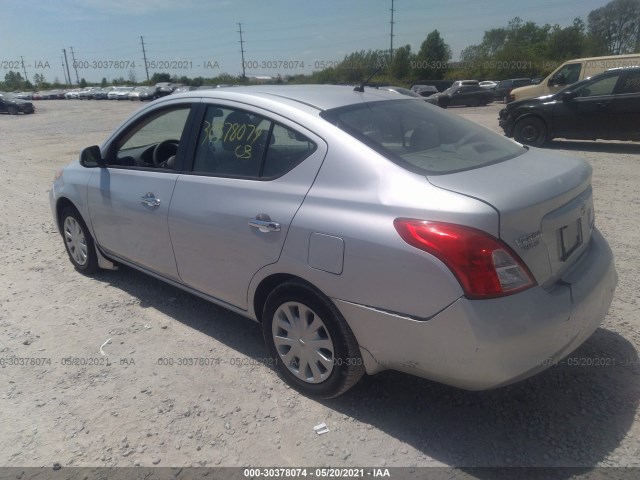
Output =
[{"x1": 394, "y1": 219, "x2": 536, "y2": 299}]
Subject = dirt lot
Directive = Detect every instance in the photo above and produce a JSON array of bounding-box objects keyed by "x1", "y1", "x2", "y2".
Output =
[{"x1": 1, "y1": 99, "x2": 639, "y2": 473}]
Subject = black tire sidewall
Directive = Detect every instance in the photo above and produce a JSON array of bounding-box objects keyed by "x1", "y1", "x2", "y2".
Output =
[
  {"x1": 514, "y1": 117, "x2": 547, "y2": 147},
  {"x1": 61, "y1": 206, "x2": 99, "y2": 274},
  {"x1": 262, "y1": 281, "x2": 362, "y2": 398}
]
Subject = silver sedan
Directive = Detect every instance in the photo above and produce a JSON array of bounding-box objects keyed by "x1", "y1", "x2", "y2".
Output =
[{"x1": 50, "y1": 85, "x2": 617, "y2": 398}]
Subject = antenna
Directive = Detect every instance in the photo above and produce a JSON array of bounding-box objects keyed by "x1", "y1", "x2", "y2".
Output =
[
  {"x1": 353, "y1": 64, "x2": 385, "y2": 92},
  {"x1": 238, "y1": 22, "x2": 246, "y2": 81},
  {"x1": 140, "y1": 36, "x2": 150, "y2": 82}
]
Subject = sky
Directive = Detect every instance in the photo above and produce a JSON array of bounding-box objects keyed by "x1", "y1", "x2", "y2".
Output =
[{"x1": 0, "y1": 0, "x2": 610, "y2": 85}]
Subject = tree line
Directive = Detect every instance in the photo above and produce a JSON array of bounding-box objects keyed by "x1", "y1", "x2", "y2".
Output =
[{"x1": 2, "y1": 0, "x2": 638, "y2": 91}]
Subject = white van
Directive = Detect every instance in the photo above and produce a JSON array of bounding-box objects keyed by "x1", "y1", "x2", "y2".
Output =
[{"x1": 511, "y1": 53, "x2": 640, "y2": 101}]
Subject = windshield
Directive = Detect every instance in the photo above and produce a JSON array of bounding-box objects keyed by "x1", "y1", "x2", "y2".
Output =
[{"x1": 321, "y1": 98, "x2": 525, "y2": 175}]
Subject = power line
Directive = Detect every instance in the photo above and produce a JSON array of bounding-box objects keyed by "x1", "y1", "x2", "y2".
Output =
[{"x1": 238, "y1": 22, "x2": 246, "y2": 81}]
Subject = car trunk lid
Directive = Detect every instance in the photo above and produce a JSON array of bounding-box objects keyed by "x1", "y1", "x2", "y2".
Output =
[{"x1": 427, "y1": 148, "x2": 594, "y2": 287}]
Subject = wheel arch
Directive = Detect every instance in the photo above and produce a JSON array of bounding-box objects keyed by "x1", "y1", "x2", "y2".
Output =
[
  {"x1": 252, "y1": 273, "x2": 319, "y2": 323},
  {"x1": 55, "y1": 197, "x2": 77, "y2": 234},
  {"x1": 513, "y1": 111, "x2": 551, "y2": 131}
]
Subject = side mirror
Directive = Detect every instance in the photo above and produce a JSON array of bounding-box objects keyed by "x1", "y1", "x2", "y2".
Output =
[
  {"x1": 561, "y1": 90, "x2": 578, "y2": 101},
  {"x1": 80, "y1": 145, "x2": 106, "y2": 168}
]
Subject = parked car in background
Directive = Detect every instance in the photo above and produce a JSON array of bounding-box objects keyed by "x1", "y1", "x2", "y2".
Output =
[
  {"x1": 171, "y1": 86, "x2": 197, "y2": 95},
  {"x1": 479, "y1": 80, "x2": 498, "y2": 90},
  {"x1": 128, "y1": 86, "x2": 155, "y2": 101},
  {"x1": 50, "y1": 84, "x2": 616, "y2": 397},
  {"x1": 92, "y1": 88, "x2": 110, "y2": 100},
  {"x1": 107, "y1": 86, "x2": 130, "y2": 100},
  {"x1": 115, "y1": 87, "x2": 134, "y2": 100},
  {"x1": 377, "y1": 86, "x2": 448, "y2": 108},
  {"x1": 414, "y1": 85, "x2": 438, "y2": 97},
  {"x1": 494, "y1": 78, "x2": 535, "y2": 103},
  {"x1": 14, "y1": 91, "x2": 34, "y2": 100},
  {"x1": 511, "y1": 53, "x2": 640, "y2": 102},
  {"x1": 431, "y1": 84, "x2": 494, "y2": 107},
  {"x1": 451, "y1": 80, "x2": 480, "y2": 87},
  {"x1": 411, "y1": 80, "x2": 453, "y2": 93},
  {"x1": 499, "y1": 67, "x2": 640, "y2": 146},
  {"x1": 0, "y1": 92, "x2": 35, "y2": 114},
  {"x1": 65, "y1": 89, "x2": 82, "y2": 99},
  {"x1": 155, "y1": 82, "x2": 177, "y2": 97},
  {"x1": 79, "y1": 88, "x2": 101, "y2": 100}
]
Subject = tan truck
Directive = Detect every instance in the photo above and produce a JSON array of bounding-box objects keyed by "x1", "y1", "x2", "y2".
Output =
[{"x1": 510, "y1": 53, "x2": 640, "y2": 101}]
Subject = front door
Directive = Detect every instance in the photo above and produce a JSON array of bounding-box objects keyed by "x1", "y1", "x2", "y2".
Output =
[{"x1": 87, "y1": 105, "x2": 194, "y2": 280}]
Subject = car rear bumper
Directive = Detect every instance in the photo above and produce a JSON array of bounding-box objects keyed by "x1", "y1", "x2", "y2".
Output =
[{"x1": 335, "y1": 228, "x2": 617, "y2": 390}]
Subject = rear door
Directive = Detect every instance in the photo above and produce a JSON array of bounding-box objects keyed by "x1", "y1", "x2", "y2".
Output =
[
  {"x1": 168, "y1": 103, "x2": 327, "y2": 309},
  {"x1": 607, "y1": 70, "x2": 640, "y2": 140},
  {"x1": 552, "y1": 72, "x2": 622, "y2": 139}
]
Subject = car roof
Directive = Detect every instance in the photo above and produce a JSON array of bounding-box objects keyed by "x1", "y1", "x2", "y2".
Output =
[{"x1": 167, "y1": 84, "x2": 415, "y2": 111}]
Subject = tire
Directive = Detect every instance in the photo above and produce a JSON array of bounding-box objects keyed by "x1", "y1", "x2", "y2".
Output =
[
  {"x1": 438, "y1": 97, "x2": 450, "y2": 109},
  {"x1": 60, "y1": 206, "x2": 99, "y2": 274},
  {"x1": 262, "y1": 280, "x2": 365, "y2": 398},
  {"x1": 7, "y1": 106, "x2": 18, "y2": 115},
  {"x1": 513, "y1": 116, "x2": 548, "y2": 147}
]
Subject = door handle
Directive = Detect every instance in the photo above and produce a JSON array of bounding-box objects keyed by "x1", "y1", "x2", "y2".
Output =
[
  {"x1": 596, "y1": 102, "x2": 609, "y2": 109},
  {"x1": 140, "y1": 192, "x2": 161, "y2": 208},
  {"x1": 249, "y1": 218, "x2": 281, "y2": 233}
]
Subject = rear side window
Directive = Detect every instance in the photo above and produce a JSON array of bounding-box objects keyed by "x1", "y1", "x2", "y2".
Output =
[
  {"x1": 321, "y1": 99, "x2": 525, "y2": 175},
  {"x1": 619, "y1": 72, "x2": 640, "y2": 94},
  {"x1": 192, "y1": 105, "x2": 316, "y2": 178},
  {"x1": 576, "y1": 74, "x2": 620, "y2": 97}
]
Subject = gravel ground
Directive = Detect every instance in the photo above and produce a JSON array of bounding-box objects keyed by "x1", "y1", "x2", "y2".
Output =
[{"x1": 0, "y1": 100, "x2": 639, "y2": 474}]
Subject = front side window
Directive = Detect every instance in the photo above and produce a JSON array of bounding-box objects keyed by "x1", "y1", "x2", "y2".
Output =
[
  {"x1": 192, "y1": 105, "x2": 316, "y2": 178},
  {"x1": 321, "y1": 99, "x2": 525, "y2": 175},
  {"x1": 554, "y1": 63, "x2": 582, "y2": 85},
  {"x1": 112, "y1": 107, "x2": 191, "y2": 169}
]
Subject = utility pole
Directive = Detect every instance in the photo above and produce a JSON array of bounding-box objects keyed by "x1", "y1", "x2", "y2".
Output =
[
  {"x1": 140, "y1": 36, "x2": 150, "y2": 81},
  {"x1": 61, "y1": 57, "x2": 70, "y2": 85},
  {"x1": 389, "y1": 0, "x2": 395, "y2": 63},
  {"x1": 69, "y1": 46, "x2": 80, "y2": 83},
  {"x1": 63, "y1": 49, "x2": 72, "y2": 86},
  {"x1": 20, "y1": 56, "x2": 28, "y2": 81},
  {"x1": 238, "y1": 22, "x2": 246, "y2": 82}
]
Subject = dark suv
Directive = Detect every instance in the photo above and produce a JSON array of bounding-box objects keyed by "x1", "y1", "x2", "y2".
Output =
[
  {"x1": 494, "y1": 78, "x2": 535, "y2": 103},
  {"x1": 0, "y1": 92, "x2": 35, "y2": 114},
  {"x1": 499, "y1": 67, "x2": 640, "y2": 146}
]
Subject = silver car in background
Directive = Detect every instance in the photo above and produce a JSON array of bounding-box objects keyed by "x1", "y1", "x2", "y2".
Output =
[{"x1": 49, "y1": 85, "x2": 617, "y2": 398}]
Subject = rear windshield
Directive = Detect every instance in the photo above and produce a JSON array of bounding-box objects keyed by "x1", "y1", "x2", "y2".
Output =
[{"x1": 321, "y1": 99, "x2": 525, "y2": 175}]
